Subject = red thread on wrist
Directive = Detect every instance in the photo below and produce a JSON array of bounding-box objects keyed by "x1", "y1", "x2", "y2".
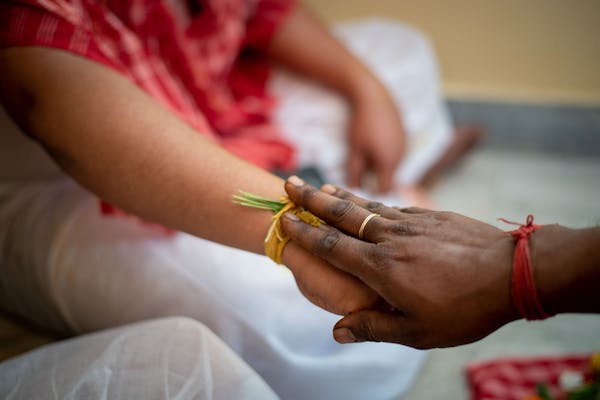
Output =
[{"x1": 499, "y1": 215, "x2": 552, "y2": 320}]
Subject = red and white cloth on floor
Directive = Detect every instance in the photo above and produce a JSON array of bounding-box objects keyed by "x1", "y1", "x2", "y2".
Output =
[{"x1": 467, "y1": 354, "x2": 593, "y2": 400}]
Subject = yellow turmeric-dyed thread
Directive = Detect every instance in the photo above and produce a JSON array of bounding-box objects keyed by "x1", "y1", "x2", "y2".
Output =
[
  {"x1": 233, "y1": 192, "x2": 322, "y2": 264},
  {"x1": 264, "y1": 198, "x2": 322, "y2": 264}
]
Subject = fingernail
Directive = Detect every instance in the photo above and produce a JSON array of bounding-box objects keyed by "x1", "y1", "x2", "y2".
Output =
[
  {"x1": 334, "y1": 328, "x2": 357, "y2": 344},
  {"x1": 321, "y1": 184, "x2": 336, "y2": 194},
  {"x1": 283, "y1": 212, "x2": 300, "y2": 221},
  {"x1": 287, "y1": 175, "x2": 304, "y2": 186}
]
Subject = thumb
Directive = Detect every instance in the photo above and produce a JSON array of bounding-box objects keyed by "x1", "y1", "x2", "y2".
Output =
[
  {"x1": 333, "y1": 310, "x2": 423, "y2": 348},
  {"x1": 346, "y1": 149, "x2": 365, "y2": 188}
]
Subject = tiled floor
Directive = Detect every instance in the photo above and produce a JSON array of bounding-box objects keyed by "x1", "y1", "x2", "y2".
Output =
[
  {"x1": 402, "y1": 148, "x2": 600, "y2": 399},
  {"x1": 430, "y1": 149, "x2": 600, "y2": 228}
]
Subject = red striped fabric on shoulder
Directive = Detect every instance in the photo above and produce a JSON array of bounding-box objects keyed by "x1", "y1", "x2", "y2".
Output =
[{"x1": 0, "y1": 1, "x2": 119, "y2": 71}]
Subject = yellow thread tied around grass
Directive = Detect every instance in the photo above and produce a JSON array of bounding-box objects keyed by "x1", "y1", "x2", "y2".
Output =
[{"x1": 233, "y1": 191, "x2": 323, "y2": 264}]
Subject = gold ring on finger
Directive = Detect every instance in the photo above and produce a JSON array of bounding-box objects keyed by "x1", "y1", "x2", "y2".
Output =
[{"x1": 358, "y1": 213, "x2": 380, "y2": 240}]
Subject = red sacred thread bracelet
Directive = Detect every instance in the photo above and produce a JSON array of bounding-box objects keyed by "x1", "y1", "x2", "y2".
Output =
[{"x1": 498, "y1": 215, "x2": 552, "y2": 320}]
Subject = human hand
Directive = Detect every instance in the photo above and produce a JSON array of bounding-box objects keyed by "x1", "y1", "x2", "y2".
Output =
[
  {"x1": 347, "y1": 82, "x2": 406, "y2": 193},
  {"x1": 282, "y1": 242, "x2": 384, "y2": 316},
  {"x1": 281, "y1": 177, "x2": 519, "y2": 349}
]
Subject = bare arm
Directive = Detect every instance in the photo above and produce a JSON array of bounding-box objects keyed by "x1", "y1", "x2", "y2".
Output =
[
  {"x1": 0, "y1": 47, "x2": 379, "y2": 315},
  {"x1": 0, "y1": 47, "x2": 278, "y2": 253},
  {"x1": 532, "y1": 224, "x2": 600, "y2": 315},
  {"x1": 267, "y1": 6, "x2": 407, "y2": 192}
]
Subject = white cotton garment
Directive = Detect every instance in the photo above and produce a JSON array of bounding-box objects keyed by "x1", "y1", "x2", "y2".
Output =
[{"x1": 0, "y1": 317, "x2": 279, "y2": 400}]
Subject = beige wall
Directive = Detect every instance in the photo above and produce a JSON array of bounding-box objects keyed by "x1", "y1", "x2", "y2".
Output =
[{"x1": 304, "y1": 0, "x2": 600, "y2": 105}]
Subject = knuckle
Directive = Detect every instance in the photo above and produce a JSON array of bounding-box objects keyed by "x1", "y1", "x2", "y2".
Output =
[
  {"x1": 365, "y1": 244, "x2": 395, "y2": 272},
  {"x1": 373, "y1": 241, "x2": 415, "y2": 266},
  {"x1": 432, "y1": 211, "x2": 451, "y2": 222},
  {"x1": 334, "y1": 188, "x2": 352, "y2": 200},
  {"x1": 315, "y1": 230, "x2": 341, "y2": 255},
  {"x1": 388, "y1": 221, "x2": 419, "y2": 236},
  {"x1": 326, "y1": 199, "x2": 355, "y2": 222},
  {"x1": 364, "y1": 322, "x2": 380, "y2": 342},
  {"x1": 396, "y1": 206, "x2": 422, "y2": 214},
  {"x1": 353, "y1": 316, "x2": 380, "y2": 342},
  {"x1": 366, "y1": 201, "x2": 384, "y2": 213},
  {"x1": 298, "y1": 185, "x2": 319, "y2": 205}
]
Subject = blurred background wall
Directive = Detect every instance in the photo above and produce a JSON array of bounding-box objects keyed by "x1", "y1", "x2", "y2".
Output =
[{"x1": 304, "y1": 0, "x2": 600, "y2": 106}]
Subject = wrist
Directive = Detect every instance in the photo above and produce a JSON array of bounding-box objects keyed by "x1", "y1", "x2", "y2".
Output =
[
  {"x1": 493, "y1": 234, "x2": 523, "y2": 324},
  {"x1": 342, "y1": 64, "x2": 387, "y2": 107},
  {"x1": 531, "y1": 225, "x2": 600, "y2": 314}
]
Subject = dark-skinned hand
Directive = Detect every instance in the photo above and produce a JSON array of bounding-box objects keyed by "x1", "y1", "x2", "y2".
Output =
[{"x1": 281, "y1": 176, "x2": 520, "y2": 349}]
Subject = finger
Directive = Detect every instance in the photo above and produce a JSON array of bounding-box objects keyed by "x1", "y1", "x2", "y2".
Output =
[
  {"x1": 282, "y1": 207, "x2": 420, "y2": 298},
  {"x1": 374, "y1": 163, "x2": 395, "y2": 193},
  {"x1": 321, "y1": 185, "x2": 424, "y2": 237},
  {"x1": 321, "y1": 184, "x2": 402, "y2": 220},
  {"x1": 394, "y1": 206, "x2": 432, "y2": 214},
  {"x1": 346, "y1": 150, "x2": 365, "y2": 189},
  {"x1": 282, "y1": 242, "x2": 380, "y2": 316},
  {"x1": 282, "y1": 213, "x2": 375, "y2": 275},
  {"x1": 285, "y1": 177, "x2": 388, "y2": 242},
  {"x1": 333, "y1": 310, "x2": 427, "y2": 349}
]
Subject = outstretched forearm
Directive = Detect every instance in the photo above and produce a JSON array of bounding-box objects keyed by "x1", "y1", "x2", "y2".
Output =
[
  {"x1": 533, "y1": 225, "x2": 600, "y2": 315},
  {"x1": 0, "y1": 47, "x2": 281, "y2": 254},
  {"x1": 0, "y1": 47, "x2": 381, "y2": 315}
]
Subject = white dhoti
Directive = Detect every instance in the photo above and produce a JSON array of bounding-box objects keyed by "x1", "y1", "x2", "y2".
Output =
[{"x1": 0, "y1": 20, "x2": 451, "y2": 400}]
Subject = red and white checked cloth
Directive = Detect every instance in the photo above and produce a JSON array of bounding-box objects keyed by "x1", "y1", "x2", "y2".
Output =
[
  {"x1": 0, "y1": 0, "x2": 297, "y2": 173},
  {"x1": 466, "y1": 354, "x2": 593, "y2": 400}
]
